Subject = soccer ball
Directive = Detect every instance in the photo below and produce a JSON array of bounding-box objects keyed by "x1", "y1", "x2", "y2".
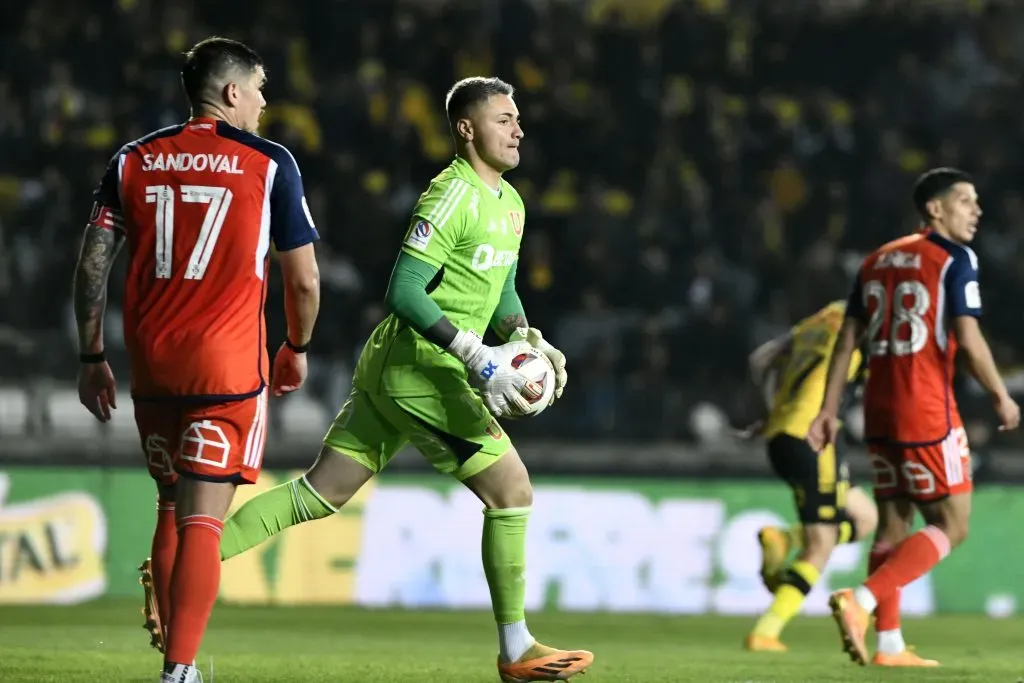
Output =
[{"x1": 510, "y1": 351, "x2": 556, "y2": 417}]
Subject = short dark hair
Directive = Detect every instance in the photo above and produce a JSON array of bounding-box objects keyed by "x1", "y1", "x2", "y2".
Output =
[
  {"x1": 444, "y1": 77, "x2": 514, "y2": 130},
  {"x1": 181, "y1": 37, "x2": 263, "y2": 108},
  {"x1": 912, "y1": 167, "x2": 973, "y2": 221}
]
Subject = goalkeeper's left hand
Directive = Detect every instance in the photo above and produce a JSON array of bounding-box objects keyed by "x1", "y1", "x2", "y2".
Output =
[{"x1": 511, "y1": 327, "x2": 567, "y2": 402}]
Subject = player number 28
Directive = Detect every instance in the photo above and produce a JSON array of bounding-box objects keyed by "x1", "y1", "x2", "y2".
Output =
[
  {"x1": 145, "y1": 184, "x2": 234, "y2": 280},
  {"x1": 863, "y1": 279, "x2": 930, "y2": 357}
]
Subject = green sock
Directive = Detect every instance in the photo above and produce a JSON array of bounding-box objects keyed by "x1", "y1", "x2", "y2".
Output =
[
  {"x1": 220, "y1": 476, "x2": 336, "y2": 560},
  {"x1": 482, "y1": 507, "x2": 531, "y2": 624}
]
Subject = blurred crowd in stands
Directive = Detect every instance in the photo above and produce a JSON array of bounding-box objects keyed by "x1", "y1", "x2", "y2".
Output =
[{"x1": 3, "y1": 0, "x2": 1024, "y2": 445}]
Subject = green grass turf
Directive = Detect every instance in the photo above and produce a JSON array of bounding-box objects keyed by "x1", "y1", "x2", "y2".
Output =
[{"x1": 0, "y1": 600, "x2": 1021, "y2": 682}]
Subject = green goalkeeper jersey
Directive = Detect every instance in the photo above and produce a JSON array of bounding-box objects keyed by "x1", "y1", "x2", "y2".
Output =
[{"x1": 355, "y1": 156, "x2": 527, "y2": 396}]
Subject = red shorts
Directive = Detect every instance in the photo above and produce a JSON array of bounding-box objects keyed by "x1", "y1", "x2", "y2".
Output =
[
  {"x1": 134, "y1": 390, "x2": 268, "y2": 485},
  {"x1": 868, "y1": 427, "x2": 972, "y2": 502}
]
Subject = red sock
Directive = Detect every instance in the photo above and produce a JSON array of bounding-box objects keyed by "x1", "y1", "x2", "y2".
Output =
[
  {"x1": 868, "y1": 540, "x2": 900, "y2": 631},
  {"x1": 165, "y1": 515, "x2": 223, "y2": 666},
  {"x1": 865, "y1": 526, "x2": 950, "y2": 604},
  {"x1": 151, "y1": 499, "x2": 179, "y2": 629}
]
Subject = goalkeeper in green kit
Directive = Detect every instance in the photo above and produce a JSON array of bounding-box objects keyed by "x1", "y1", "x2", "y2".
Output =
[{"x1": 140, "y1": 77, "x2": 593, "y2": 682}]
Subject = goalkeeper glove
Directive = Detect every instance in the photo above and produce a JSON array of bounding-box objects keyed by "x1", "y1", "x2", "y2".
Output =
[
  {"x1": 447, "y1": 330, "x2": 541, "y2": 418},
  {"x1": 510, "y1": 327, "x2": 567, "y2": 401}
]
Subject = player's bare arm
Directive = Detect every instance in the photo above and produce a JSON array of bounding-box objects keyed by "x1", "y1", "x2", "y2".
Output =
[
  {"x1": 489, "y1": 265, "x2": 529, "y2": 342},
  {"x1": 821, "y1": 317, "x2": 864, "y2": 415},
  {"x1": 953, "y1": 316, "x2": 1020, "y2": 430},
  {"x1": 492, "y1": 304, "x2": 567, "y2": 403},
  {"x1": 272, "y1": 243, "x2": 320, "y2": 396},
  {"x1": 732, "y1": 334, "x2": 791, "y2": 440},
  {"x1": 73, "y1": 224, "x2": 125, "y2": 354},
  {"x1": 748, "y1": 333, "x2": 790, "y2": 386},
  {"x1": 278, "y1": 243, "x2": 320, "y2": 347},
  {"x1": 494, "y1": 313, "x2": 528, "y2": 341},
  {"x1": 488, "y1": 265, "x2": 568, "y2": 399},
  {"x1": 73, "y1": 222, "x2": 124, "y2": 422},
  {"x1": 807, "y1": 316, "x2": 863, "y2": 450},
  {"x1": 729, "y1": 334, "x2": 788, "y2": 441}
]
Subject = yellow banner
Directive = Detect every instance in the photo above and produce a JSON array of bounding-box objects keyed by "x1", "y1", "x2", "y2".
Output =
[
  {"x1": 219, "y1": 471, "x2": 374, "y2": 605},
  {"x1": 0, "y1": 475, "x2": 107, "y2": 604}
]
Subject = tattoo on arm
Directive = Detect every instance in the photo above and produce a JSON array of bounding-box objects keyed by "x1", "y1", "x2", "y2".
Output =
[
  {"x1": 495, "y1": 313, "x2": 528, "y2": 341},
  {"x1": 73, "y1": 225, "x2": 124, "y2": 352}
]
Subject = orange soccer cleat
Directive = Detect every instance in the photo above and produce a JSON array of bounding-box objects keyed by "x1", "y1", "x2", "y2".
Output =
[
  {"x1": 497, "y1": 643, "x2": 594, "y2": 682},
  {"x1": 139, "y1": 558, "x2": 165, "y2": 654},
  {"x1": 744, "y1": 634, "x2": 788, "y2": 653},
  {"x1": 873, "y1": 647, "x2": 939, "y2": 667},
  {"x1": 829, "y1": 589, "x2": 869, "y2": 665}
]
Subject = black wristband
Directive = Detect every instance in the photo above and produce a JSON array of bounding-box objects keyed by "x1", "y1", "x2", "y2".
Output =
[
  {"x1": 422, "y1": 317, "x2": 459, "y2": 349},
  {"x1": 80, "y1": 352, "x2": 106, "y2": 364},
  {"x1": 285, "y1": 339, "x2": 309, "y2": 354}
]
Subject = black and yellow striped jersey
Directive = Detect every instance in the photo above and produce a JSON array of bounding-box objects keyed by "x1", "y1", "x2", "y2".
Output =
[{"x1": 763, "y1": 301, "x2": 863, "y2": 441}]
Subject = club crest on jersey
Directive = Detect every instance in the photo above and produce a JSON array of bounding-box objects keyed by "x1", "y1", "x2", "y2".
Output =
[
  {"x1": 405, "y1": 219, "x2": 433, "y2": 251},
  {"x1": 508, "y1": 211, "x2": 524, "y2": 236}
]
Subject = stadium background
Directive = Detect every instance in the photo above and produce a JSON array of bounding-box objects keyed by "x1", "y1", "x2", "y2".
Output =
[{"x1": 2, "y1": 0, "x2": 1024, "y2": 636}]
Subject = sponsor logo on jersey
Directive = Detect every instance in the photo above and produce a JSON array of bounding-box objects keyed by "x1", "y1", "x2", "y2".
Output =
[
  {"x1": 405, "y1": 220, "x2": 433, "y2": 251},
  {"x1": 471, "y1": 244, "x2": 518, "y2": 271},
  {"x1": 141, "y1": 153, "x2": 244, "y2": 174}
]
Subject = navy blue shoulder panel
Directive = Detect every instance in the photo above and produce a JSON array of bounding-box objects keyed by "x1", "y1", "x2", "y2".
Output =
[
  {"x1": 214, "y1": 122, "x2": 303, "y2": 173},
  {"x1": 122, "y1": 123, "x2": 188, "y2": 156}
]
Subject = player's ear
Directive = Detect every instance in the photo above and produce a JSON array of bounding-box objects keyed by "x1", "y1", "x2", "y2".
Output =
[
  {"x1": 222, "y1": 81, "x2": 239, "y2": 107},
  {"x1": 456, "y1": 118, "x2": 473, "y2": 142}
]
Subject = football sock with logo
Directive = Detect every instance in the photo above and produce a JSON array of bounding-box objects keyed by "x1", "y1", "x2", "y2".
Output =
[
  {"x1": 482, "y1": 507, "x2": 535, "y2": 662},
  {"x1": 152, "y1": 498, "x2": 179, "y2": 627},
  {"x1": 165, "y1": 515, "x2": 223, "y2": 666},
  {"x1": 837, "y1": 520, "x2": 855, "y2": 545},
  {"x1": 220, "y1": 476, "x2": 337, "y2": 560},
  {"x1": 751, "y1": 560, "x2": 821, "y2": 639},
  {"x1": 858, "y1": 526, "x2": 951, "y2": 611},
  {"x1": 868, "y1": 540, "x2": 904, "y2": 653}
]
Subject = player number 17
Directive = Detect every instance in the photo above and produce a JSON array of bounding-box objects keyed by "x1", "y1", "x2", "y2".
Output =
[{"x1": 146, "y1": 184, "x2": 233, "y2": 280}]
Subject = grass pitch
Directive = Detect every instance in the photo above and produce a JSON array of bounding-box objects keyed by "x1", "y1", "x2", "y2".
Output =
[{"x1": 0, "y1": 600, "x2": 1021, "y2": 682}]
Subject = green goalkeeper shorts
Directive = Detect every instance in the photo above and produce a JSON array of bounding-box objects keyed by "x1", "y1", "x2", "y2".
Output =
[{"x1": 323, "y1": 387, "x2": 513, "y2": 481}]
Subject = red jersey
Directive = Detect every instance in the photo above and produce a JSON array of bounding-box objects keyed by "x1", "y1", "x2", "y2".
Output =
[
  {"x1": 90, "y1": 118, "x2": 318, "y2": 401},
  {"x1": 848, "y1": 230, "x2": 982, "y2": 445}
]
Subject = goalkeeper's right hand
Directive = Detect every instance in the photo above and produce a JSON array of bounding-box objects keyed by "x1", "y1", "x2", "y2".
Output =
[{"x1": 447, "y1": 330, "x2": 541, "y2": 418}]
